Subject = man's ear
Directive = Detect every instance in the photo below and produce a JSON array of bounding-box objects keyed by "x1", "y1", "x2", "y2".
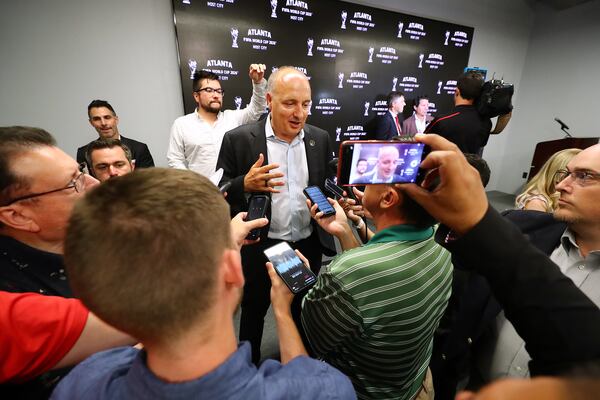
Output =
[
  {"x1": 266, "y1": 92, "x2": 273, "y2": 109},
  {"x1": 130, "y1": 160, "x2": 135, "y2": 171},
  {"x1": 379, "y1": 186, "x2": 400, "y2": 210},
  {"x1": 221, "y1": 249, "x2": 244, "y2": 289},
  {"x1": 0, "y1": 205, "x2": 40, "y2": 233}
]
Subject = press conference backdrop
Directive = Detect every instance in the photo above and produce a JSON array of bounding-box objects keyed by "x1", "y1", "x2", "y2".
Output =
[{"x1": 172, "y1": 0, "x2": 473, "y2": 152}]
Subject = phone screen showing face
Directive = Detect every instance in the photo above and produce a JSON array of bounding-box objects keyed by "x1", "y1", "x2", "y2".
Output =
[
  {"x1": 303, "y1": 186, "x2": 336, "y2": 217},
  {"x1": 245, "y1": 195, "x2": 269, "y2": 240},
  {"x1": 337, "y1": 141, "x2": 429, "y2": 186},
  {"x1": 263, "y1": 242, "x2": 317, "y2": 293}
]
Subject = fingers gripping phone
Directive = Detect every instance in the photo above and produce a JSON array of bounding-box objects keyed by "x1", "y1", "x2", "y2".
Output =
[
  {"x1": 245, "y1": 195, "x2": 269, "y2": 240},
  {"x1": 337, "y1": 140, "x2": 430, "y2": 186},
  {"x1": 303, "y1": 186, "x2": 336, "y2": 217},
  {"x1": 263, "y1": 242, "x2": 317, "y2": 293}
]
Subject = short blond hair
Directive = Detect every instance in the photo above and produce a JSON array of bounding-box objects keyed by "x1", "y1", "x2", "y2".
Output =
[{"x1": 64, "y1": 168, "x2": 231, "y2": 344}]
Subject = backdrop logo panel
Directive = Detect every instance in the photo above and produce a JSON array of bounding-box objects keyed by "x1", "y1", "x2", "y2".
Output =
[{"x1": 173, "y1": 0, "x2": 473, "y2": 152}]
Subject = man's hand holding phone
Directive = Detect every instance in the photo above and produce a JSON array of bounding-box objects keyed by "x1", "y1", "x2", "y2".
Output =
[
  {"x1": 243, "y1": 153, "x2": 285, "y2": 193},
  {"x1": 230, "y1": 212, "x2": 269, "y2": 249}
]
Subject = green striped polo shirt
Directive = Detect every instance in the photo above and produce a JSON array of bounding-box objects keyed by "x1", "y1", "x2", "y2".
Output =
[{"x1": 301, "y1": 224, "x2": 453, "y2": 400}]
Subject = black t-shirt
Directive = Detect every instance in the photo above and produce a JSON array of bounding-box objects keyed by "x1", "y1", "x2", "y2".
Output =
[{"x1": 426, "y1": 105, "x2": 492, "y2": 153}]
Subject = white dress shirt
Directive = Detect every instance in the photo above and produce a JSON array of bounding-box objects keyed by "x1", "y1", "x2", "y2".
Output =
[
  {"x1": 264, "y1": 116, "x2": 312, "y2": 242},
  {"x1": 167, "y1": 81, "x2": 267, "y2": 177}
]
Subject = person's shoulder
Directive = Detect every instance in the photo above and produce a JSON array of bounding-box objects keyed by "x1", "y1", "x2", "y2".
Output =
[
  {"x1": 258, "y1": 357, "x2": 356, "y2": 399},
  {"x1": 51, "y1": 347, "x2": 138, "y2": 399},
  {"x1": 119, "y1": 136, "x2": 148, "y2": 147},
  {"x1": 304, "y1": 123, "x2": 329, "y2": 137}
]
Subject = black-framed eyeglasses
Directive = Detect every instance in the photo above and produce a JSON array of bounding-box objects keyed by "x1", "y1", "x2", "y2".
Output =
[
  {"x1": 554, "y1": 169, "x2": 600, "y2": 186},
  {"x1": 2, "y1": 170, "x2": 87, "y2": 206},
  {"x1": 195, "y1": 87, "x2": 225, "y2": 95}
]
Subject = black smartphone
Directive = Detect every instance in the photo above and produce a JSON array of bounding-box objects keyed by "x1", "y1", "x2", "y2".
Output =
[
  {"x1": 219, "y1": 181, "x2": 232, "y2": 194},
  {"x1": 245, "y1": 195, "x2": 269, "y2": 240},
  {"x1": 263, "y1": 242, "x2": 317, "y2": 293},
  {"x1": 324, "y1": 177, "x2": 355, "y2": 200},
  {"x1": 303, "y1": 186, "x2": 336, "y2": 217},
  {"x1": 337, "y1": 140, "x2": 430, "y2": 186}
]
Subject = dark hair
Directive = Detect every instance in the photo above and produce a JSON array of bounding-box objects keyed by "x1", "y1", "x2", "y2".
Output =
[
  {"x1": 397, "y1": 188, "x2": 436, "y2": 228},
  {"x1": 65, "y1": 168, "x2": 231, "y2": 343},
  {"x1": 192, "y1": 70, "x2": 220, "y2": 92},
  {"x1": 357, "y1": 158, "x2": 367, "y2": 165},
  {"x1": 87, "y1": 100, "x2": 116, "y2": 119},
  {"x1": 85, "y1": 138, "x2": 133, "y2": 176},
  {"x1": 0, "y1": 126, "x2": 56, "y2": 206},
  {"x1": 456, "y1": 72, "x2": 484, "y2": 100},
  {"x1": 464, "y1": 153, "x2": 491, "y2": 187},
  {"x1": 387, "y1": 91, "x2": 404, "y2": 108},
  {"x1": 413, "y1": 95, "x2": 429, "y2": 108}
]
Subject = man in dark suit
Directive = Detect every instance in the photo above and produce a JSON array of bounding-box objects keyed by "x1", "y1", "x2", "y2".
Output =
[
  {"x1": 76, "y1": 100, "x2": 154, "y2": 169},
  {"x1": 216, "y1": 66, "x2": 333, "y2": 363},
  {"x1": 402, "y1": 95, "x2": 434, "y2": 136},
  {"x1": 375, "y1": 91, "x2": 405, "y2": 140}
]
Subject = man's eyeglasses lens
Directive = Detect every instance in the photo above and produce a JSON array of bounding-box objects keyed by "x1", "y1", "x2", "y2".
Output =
[{"x1": 196, "y1": 87, "x2": 225, "y2": 95}]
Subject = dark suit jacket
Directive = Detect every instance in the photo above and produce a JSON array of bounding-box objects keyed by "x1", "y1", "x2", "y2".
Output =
[
  {"x1": 353, "y1": 173, "x2": 403, "y2": 184},
  {"x1": 401, "y1": 114, "x2": 433, "y2": 136},
  {"x1": 374, "y1": 111, "x2": 402, "y2": 140},
  {"x1": 436, "y1": 207, "x2": 600, "y2": 377},
  {"x1": 216, "y1": 121, "x2": 335, "y2": 253},
  {"x1": 431, "y1": 210, "x2": 567, "y2": 399},
  {"x1": 76, "y1": 135, "x2": 155, "y2": 169}
]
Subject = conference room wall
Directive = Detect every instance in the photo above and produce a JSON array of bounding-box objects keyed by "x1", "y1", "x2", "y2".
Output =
[
  {"x1": 494, "y1": 1, "x2": 600, "y2": 194},
  {"x1": 0, "y1": 0, "x2": 558, "y2": 194}
]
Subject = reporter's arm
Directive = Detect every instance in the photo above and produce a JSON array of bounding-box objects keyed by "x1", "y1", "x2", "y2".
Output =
[
  {"x1": 265, "y1": 261, "x2": 308, "y2": 364},
  {"x1": 53, "y1": 312, "x2": 133, "y2": 370}
]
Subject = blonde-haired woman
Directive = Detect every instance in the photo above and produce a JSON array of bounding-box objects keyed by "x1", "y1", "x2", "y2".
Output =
[{"x1": 515, "y1": 148, "x2": 581, "y2": 212}]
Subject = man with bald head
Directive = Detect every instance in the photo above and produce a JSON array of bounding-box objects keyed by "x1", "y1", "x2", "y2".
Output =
[
  {"x1": 353, "y1": 145, "x2": 405, "y2": 184},
  {"x1": 0, "y1": 126, "x2": 98, "y2": 297},
  {"x1": 217, "y1": 66, "x2": 333, "y2": 363},
  {"x1": 472, "y1": 143, "x2": 600, "y2": 383}
]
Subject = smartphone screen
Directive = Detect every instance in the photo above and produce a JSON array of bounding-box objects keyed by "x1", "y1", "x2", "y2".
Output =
[
  {"x1": 303, "y1": 186, "x2": 336, "y2": 217},
  {"x1": 263, "y1": 242, "x2": 317, "y2": 293},
  {"x1": 337, "y1": 140, "x2": 429, "y2": 186},
  {"x1": 245, "y1": 195, "x2": 269, "y2": 240}
]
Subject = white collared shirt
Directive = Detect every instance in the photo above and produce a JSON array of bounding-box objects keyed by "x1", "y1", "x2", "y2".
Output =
[
  {"x1": 414, "y1": 114, "x2": 427, "y2": 134},
  {"x1": 167, "y1": 81, "x2": 267, "y2": 177},
  {"x1": 265, "y1": 116, "x2": 312, "y2": 242}
]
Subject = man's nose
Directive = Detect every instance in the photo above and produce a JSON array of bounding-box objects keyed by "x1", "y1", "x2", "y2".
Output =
[{"x1": 108, "y1": 165, "x2": 119, "y2": 176}]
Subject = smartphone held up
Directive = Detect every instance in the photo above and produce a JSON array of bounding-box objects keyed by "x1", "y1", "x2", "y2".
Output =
[{"x1": 337, "y1": 140, "x2": 429, "y2": 186}]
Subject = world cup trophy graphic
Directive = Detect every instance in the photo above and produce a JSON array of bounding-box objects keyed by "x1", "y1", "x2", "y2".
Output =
[
  {"x1": 338, "y1": 72, "x2": 344, "y2": 89},
  {"x1": 183, "y1": 0, "x2": 190, "y2": 4},
  {"x1": 231, "y1": 28, "x2": 239, "y2": 48},
  {"x1": 270, "y1": 0, "x2": 278, "y2": 18},
  {"x1": 392, "y1": 76, "x2": 398, "y2": 91},
  {"x1": 341, "y1": 10, "x2": 347, "y2": 29},
  {"x1": 368, "y1": 47, "x2": 374, "y2": 63},
  {"x1": 437, "y1": 81, "x2": 443, "y2": 95},
  {"x1": 444, "y1": 30, "x2": 450, "y2": 46},
  {"x1": 397, "y1": 22, "x2": 404, "y2": 38},
  {"x1": 335, "y1": 127, "x2": 341, "y2": 142},
  {"x1": 307, "y1": 38, "x2": 313, "y2": 56},
  {"x1": 307, "y1": 101, "x2": 312, "y2": 115},
  {"x1": 188, "y1": 59, "x2": 197, "y2": 80},
  {"x1": 234, "y1": 96, "x2": 243, "y2": 110},
  {"x1": 418, "y1": 53, "x2": 424, "y2": 68},
  {"x1": 364, "y1": 102, "x2": 370, "y2": 116}
]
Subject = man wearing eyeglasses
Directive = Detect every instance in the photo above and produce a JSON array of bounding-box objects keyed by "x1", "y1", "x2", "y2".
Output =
[
  {"x1": 167, "y1": 64, "x2": 267, "y2": 178},
  {"x1": 0, "y1": 126, "x2": 98, "y2": 298},
  {"x1": 471, "y1": 144, "x2": 600, "y2": 383}
]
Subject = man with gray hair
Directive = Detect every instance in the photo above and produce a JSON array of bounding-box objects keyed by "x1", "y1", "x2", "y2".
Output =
[{"x1": 216, "y1": 66, "x2": 334, "y2": 364}]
